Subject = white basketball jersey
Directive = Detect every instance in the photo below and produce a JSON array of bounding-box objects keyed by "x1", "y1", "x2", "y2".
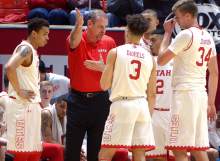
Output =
[
  {"x1": 110, "y1": 44, "x2": 153, "y2": 101},
  {"x1": 139, "y1": 37, "x2": 152, "y2": 53},
  {"x1": 155, "y1": 57, "x2": 173, "y2": 109},
  {"x1": 8, "y1": 41, "x2": 41, "y2": 103},
  {"x1": 168, "y1": 27, "x2": 216, "y2": 90}
]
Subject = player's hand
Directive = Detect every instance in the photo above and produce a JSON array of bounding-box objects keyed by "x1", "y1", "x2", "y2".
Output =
[
  {"x1": 17, "y1": 89, "x2": 36, "y2": 101},
  {"x1": 163, "y1": 18, "x2": 176, "y2": 34},
  {"x1": 75, "y1": 8, "x2": 84, "y2": 27},
  {"x1": 207, "y1": 104, "x2": 217, "y2": 122},
  {"x1": 84, "y1": 54, "x2": 105, "y2": 72}
]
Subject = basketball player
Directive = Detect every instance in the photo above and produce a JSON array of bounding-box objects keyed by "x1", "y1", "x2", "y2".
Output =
[
  {"x1": 145, "y1": 34, "x2": 173, "y2": 161},
  {"x1": 5, "y1": 18, "x2": 49, "y2": 161},
  {"x1": 140, "y1": 10, "x2": 173, "y2": 161},
  {"x1": 157, "y1": 1, "x2": 218, "y2": 161},
  {"x1": 99, "y1": 14, "x2": 156, "y2": 161},
  {"x1": 140, "y1": 9, "x2": 159, "y2": 52}
]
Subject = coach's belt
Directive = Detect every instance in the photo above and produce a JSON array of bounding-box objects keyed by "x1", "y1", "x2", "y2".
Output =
[
  {"x1": 154, "y1": 108, "x2": 170, "y2": 111},
  {"x1": 71, "y1": 89, "x2": 105, "y2": 98}
]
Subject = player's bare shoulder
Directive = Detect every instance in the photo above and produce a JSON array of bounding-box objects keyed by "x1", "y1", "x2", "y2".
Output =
[
  {"x1": 16, "y1": 45, "x2": 32, "y2": 58},
  {"x1": 16, "y1": 45, "x2": 33, "y2": 66}
]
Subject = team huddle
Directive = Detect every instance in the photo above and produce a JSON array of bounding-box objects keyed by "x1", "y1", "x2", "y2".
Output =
[{"x1": 0, "y1": 0, "x2": 218, "y2": 161}]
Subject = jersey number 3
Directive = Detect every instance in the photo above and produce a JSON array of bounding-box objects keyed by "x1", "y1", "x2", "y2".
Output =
[{"x1": 129, "y1": 60, "x2": 141, "y2": 80}]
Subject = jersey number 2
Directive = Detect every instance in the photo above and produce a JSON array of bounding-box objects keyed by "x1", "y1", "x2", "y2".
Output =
[
  {"x1": 129, "y1": 60, "x2": 141, "y2": 80},
  {"x1": 156, "y1": 79, "x2": 164, "y2": 94}
]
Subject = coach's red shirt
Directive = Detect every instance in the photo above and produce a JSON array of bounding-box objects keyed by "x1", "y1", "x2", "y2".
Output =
[{"x1": 66, "y1": 31, "x2": 116, "y2": 92}]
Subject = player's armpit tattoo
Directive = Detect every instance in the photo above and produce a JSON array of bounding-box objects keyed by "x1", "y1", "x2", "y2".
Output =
[
  {"x1": 41, "y1": 110, "x2": 53, "y2": 141},
  {"x1": 17, "y1": 45, "x2": 31, "y2": 57}
]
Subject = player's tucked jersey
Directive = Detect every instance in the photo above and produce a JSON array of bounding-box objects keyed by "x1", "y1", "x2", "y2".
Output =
[
  {"x1": 8, "y1": 41, "x2": 41, "y2": 103},
  {"x1": 110, "y1": 44, "x2": 153, "y2": 101},
  {"x1": 168, "y1": 27, "x2": 216, "y2": 91},
  {"x1": 155, "y1": 57, "x2": 173, "y2": 109}
]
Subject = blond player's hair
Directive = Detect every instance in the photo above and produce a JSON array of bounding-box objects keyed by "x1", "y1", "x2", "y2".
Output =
[
  {"x1": 172, "y1": 0, "x2": 198, "y2": 17},
  {"x1": 40, "y1": 80, "x2": 53, "y2": 89},
  {"x1": 141, "y1": 9, "x2": 158, "y2": 20}
]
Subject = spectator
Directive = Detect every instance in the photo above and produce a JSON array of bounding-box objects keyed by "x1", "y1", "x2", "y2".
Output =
[
  {"x1": 65, "y1": 9, "x2": 116, "y2": 161},
  {"x1": 68, "y1": 0, "x2": 102, "y2": 25},
  {"x1": 39, "y1": 59, "x2": 70, "y2": 103},
  {"x1": 99, "y1": 14, "x2": 156, "y2": 161},
  {"x1": 158, "y1": 1, "x2": 218, "y2": 161},
  {"x1": 107, "y1": 0, "x2": 144, "y2": 27},
  {"x1": 5, "y1": 18, "x2": 49, "y2": 161},
  {"x1": 28, "y1": 0, "x2": 69, "y2": 25}
]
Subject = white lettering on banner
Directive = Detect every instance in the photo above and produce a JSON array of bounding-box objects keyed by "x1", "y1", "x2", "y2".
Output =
[{"x1": 0, "y1": 54, "x2": 68, "y2": 90}]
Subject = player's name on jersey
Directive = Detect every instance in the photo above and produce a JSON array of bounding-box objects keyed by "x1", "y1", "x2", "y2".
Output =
[
  {"x1": 200, "y1": 38, "x2": 211, "y2": 45},
  {"x1": 157, "y1": 69, "x2": 172, "y2": 77},
  {"x1": 127, "y1": 50, "x2": 145, "y2": 59}
]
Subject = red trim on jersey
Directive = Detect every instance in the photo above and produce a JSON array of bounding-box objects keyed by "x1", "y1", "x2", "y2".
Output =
[
  {"x1": 154, "y1": 108, "x2": 170, "y2": 111},
  {"x1": 7, "y1": 150, "x2": 42, "y2": 154},
  {"x1": 183, "y1": 29, "x2": 193, "y2": 51},
  {"x1": 101, "y1": 144, "x2": 155, "y2": 151},
  {"x1": 165, "y1": 145, "x2": 209, "y2": 151}
]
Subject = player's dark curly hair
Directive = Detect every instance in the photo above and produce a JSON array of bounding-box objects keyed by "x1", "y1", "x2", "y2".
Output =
[
  {"x1": 126, "y1": 14, "x2": 149, "y2": 36},
  {"x1": 28, "y1": 18, "x2": 49, "y2": 35}
]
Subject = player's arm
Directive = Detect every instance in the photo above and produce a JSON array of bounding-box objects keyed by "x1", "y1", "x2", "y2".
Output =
[
  {"x1": 5, "y1": 45, "x2": 35, "y2": 100},
  {"x1": 100, "y1": 48, "x2": 117, "y2": 90},
  {"x1": 41, "y1": 110, "x2": 58, "y2": 144},
  {"x1": 69, "y1": 8, "x2": 84, "y2": 49},
  {"x1": 207, "y1": 55, "x2": 218, "y2": 121},
  {"x1": 147, "y1": 57, "x2": 156, "y2": 115},
  {"x1": 157, "y1": 31, "x2": 175, "y2": 66},
  {"x1": 157, "y1": 18, "x2": 176, "y2": 66}
]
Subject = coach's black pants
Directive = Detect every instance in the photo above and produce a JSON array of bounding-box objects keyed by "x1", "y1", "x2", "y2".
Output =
[{"x1": 64, "y1": 89, "x2": 110, "y2": 161}]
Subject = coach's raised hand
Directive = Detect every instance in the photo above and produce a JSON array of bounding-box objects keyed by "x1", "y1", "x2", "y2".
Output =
[
  {"x1": 69, "y1": 8, "x2": 84, "y2": 49},
  {"x1": 75, "y1": 8, "x2": 84, "y2": 27}
]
